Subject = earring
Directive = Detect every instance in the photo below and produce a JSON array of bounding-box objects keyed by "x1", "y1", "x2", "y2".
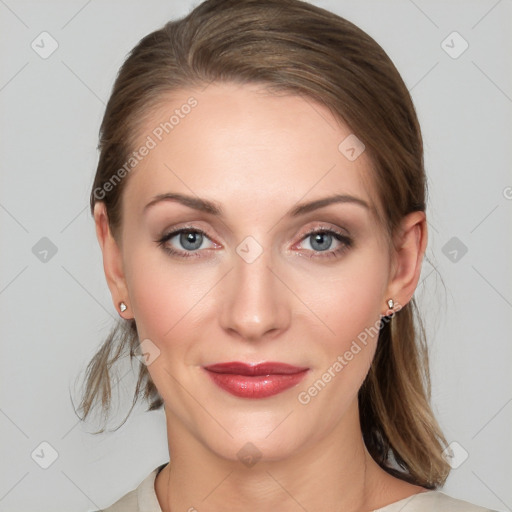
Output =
[
  {"x1": 119, "y1": 302, "x2": 127, "y2": 313},
  {"x1": 387, "y1": 298, "x2": 394, "y2": 310}
]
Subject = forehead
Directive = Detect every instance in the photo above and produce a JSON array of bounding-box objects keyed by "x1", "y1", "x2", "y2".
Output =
[{"x1": 123, "y1": 82, "x2": 380, "y2": 220}]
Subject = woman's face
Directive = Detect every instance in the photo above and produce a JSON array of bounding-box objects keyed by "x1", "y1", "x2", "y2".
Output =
[{"x1": 101, "y1": 82, "x2": 405, "y2": 461}]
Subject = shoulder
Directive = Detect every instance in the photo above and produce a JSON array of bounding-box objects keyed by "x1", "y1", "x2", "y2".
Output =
[
  {"x1": 375, "y1": 490, "x2": 500, "y2": 512},
  {"x1": 99, "y1": 487, "x2": 138, "y2": 512},
  {"x1": 94, "y1": 464, "x2": 166, "y2": 512}
]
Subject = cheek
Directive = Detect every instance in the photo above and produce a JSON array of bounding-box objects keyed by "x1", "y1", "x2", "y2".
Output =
[
  {"x1": 123, "y1": 251, "x2": 211, "y2": 406},
  {"x1": 123, "y1": 245, "x2": 208, "y2": 344},
  {"x1": 291, "y1": 251, "x2": 387, "y2": 407},
  {"x1": 292, "y1": 251, "x2": 388, "y2": 349}
]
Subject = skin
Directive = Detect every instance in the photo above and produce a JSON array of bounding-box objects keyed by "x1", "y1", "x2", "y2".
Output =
[{"x1": 94, "y1": 82, "x2": 429, "y2": 511}]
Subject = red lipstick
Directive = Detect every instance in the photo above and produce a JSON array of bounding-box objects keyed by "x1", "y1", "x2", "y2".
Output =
[{"x1": 203, "y1": 362, "x2": 309, "y2": 399}]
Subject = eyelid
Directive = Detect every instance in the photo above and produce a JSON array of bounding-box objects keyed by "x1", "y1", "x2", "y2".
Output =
[{"x1": 294, "y1": 221, "x2": 351, "y2": 239}]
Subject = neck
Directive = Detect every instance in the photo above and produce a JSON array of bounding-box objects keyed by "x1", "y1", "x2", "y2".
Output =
[{"x1": 155, "y1": 401, "x2": 412, "y2": 512}]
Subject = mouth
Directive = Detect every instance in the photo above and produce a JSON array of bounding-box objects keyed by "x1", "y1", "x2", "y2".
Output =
[{"x1": 202, "y1": 361, "x2": 309, "y2": 399}]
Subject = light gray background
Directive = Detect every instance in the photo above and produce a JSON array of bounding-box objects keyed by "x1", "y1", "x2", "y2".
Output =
[{"x1": 1, "y1": 1, "x2": 511, "y2": 511}]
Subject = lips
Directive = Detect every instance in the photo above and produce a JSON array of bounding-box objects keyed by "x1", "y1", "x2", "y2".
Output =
[
  {"x1": 203, "y1": 361, "x2": 309, "y2": 399},
  {"x1": 204, "y1": 361, "x2": 308, "y2": 376}
]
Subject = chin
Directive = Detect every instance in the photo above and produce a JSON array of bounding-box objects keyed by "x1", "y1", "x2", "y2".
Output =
[
  {"x1": 210, "y1": 431, "x2": 305, "y2": 466},
  {"x1": 196, "y1": 407, "x2": 320, "y2": 465}
]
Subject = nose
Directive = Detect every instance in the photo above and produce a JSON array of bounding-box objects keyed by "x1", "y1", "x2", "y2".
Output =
[{"x1": 218, "y1": 246, "x2": 291, "y2": 342}]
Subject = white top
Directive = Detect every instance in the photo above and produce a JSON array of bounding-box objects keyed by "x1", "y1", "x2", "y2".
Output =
[{"x1": 98, "y1": 465, "x2": 498, "y2": 512}]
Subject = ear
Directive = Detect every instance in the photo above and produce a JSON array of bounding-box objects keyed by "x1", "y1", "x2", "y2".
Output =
[
  {"x1": 93, "y1": 202, "x2": 132, "y2": 319},
  {"x1": 384, "y1": 210, "x2": 428, "y2": 314}
]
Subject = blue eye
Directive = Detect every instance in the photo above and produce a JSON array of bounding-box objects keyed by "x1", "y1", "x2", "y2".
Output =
[
  {"x1": 157, "y1": 228, "x2": 213, "y2": 258},
  {"x1": 177, "y1": 230, "x2": 204, "y2": 251},
  {"x1": 156, "y1": 226, "x2": 353, "y2": 259},
  {"x1": 309, "y1": 232, "x2": 334, "y2": 251},
  {"x1": 298, "y1": 229, "x2": 353, "y2": 258}
]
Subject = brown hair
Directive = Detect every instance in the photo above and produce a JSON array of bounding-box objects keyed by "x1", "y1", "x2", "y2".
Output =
[{"x1": 80, "y1": 0, "x2": 450, "y2": 489}]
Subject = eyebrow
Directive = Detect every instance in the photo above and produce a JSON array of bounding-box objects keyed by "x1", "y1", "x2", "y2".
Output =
[{"x1": 143, "y1": 192, "x2": 369, "y2": 216}]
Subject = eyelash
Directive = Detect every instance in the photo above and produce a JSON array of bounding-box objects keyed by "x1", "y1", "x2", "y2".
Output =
[{"x1": 156, "y1": 225, "x2": 353, "y2": 260}]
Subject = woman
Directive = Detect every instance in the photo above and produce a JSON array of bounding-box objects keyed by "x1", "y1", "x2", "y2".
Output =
[{"x1": 80, "y1": 0, "x2": 498, "y2": 510}]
